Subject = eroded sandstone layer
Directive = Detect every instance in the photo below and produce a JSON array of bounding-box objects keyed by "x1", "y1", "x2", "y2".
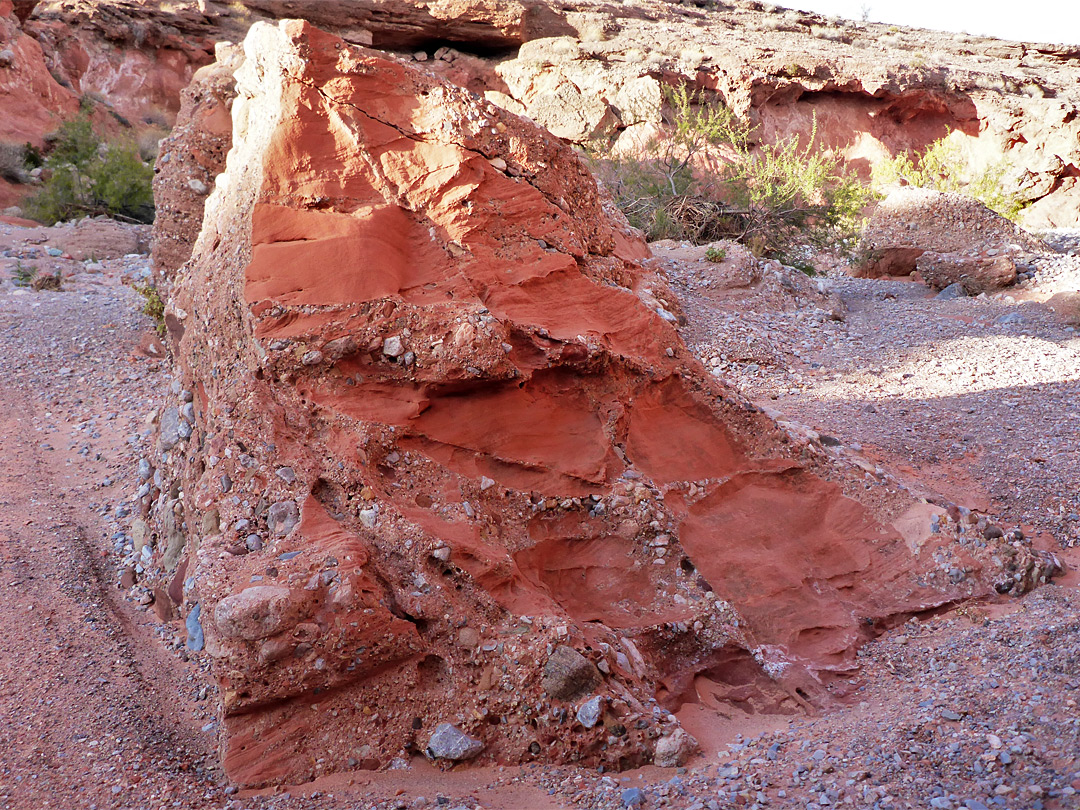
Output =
[{"x1": 161, "y1": 21, "x2": 1059, "y2": 787}]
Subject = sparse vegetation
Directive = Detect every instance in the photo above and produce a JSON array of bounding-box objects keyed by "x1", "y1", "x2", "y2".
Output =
[
  {"x1": 10, "y1": 261, "x2": 61, "y2": 291},
  {"x1": 135, "y1": 282, "x2": 166, "y2": 336},
  {"x1": 12, "y1": 261, "x2": 37, "y2": 286},
  {"x1": 705, "y1": 245, "x2": 727, "y2": 262},
  {"x1": 872, "y1": 134, "x2": 1026, "y2": 220},
  {"x1": 23, "y1": 111, "x2": 155, "y2": 225},
  {"x1": 590, "y1": 87, "x2": 874, "y2": 263}
]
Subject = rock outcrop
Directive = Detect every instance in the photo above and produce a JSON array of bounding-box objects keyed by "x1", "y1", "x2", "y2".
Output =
[
  {"x1": 7, "y1": 1, "x2": 1080, "y2": 226},
  {"x1": 155, "y1": 20, "x2": 1061, "y2": 787},
  {"x1": 151, "y1": 42, "x2": 240, "y2": 279},
  {"x1": 916, "y1": 249, "x2": 1019, "y2": 295},
  {"x1": 854, "y1": 187, "x2": 1045, "y2": 278},
  {"x1": 234, "y1": 0, "x2": 572, "y2": 50},
  {"x1": 0, "y1": 0, "x2": 78, "y2": 146}
]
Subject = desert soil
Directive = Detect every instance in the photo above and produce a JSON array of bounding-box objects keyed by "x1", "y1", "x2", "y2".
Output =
[{"x1": 1, "y1": 219, "x2": 1079, "y2": 809}]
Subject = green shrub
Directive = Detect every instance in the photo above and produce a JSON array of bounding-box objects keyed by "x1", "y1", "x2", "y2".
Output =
[
  {"x1": 589, "y1": 88, "x2": 873, "y2": 258},
  {"x1": 12, "y1": 261, "x2": 37, "y2": 286},
  {"x1": 721, "y1": 117, "x2": 874, "y2": 258},
  {"x1": 23, "y1": 111, "x2": 155, "y2": 225},
  {"x1": 872, "y1": 135, "x2": 1025, "y2": 220},
  {"x1": 135, "y1": 282, "x2": 166, "y2": 336},
  {"x1": 705, "y1": 245, "x2": 727, "y2": 262}
]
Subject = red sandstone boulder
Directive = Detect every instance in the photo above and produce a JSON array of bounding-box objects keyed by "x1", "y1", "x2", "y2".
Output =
[{"x1": 160, "y1": 20, "x2": 1058, "y2": 788}]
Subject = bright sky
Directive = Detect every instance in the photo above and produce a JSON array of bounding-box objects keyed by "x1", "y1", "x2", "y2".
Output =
[{"x1": 778, "y1": 0, "x2": 1080, "y2": 45}]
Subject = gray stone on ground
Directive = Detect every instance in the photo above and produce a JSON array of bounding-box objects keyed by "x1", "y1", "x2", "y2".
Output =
[
  {"x1": 936, "y1": 282, "x2": 968, "y2": 300},
  {"x1": 425, "y1": 723, "x2": 484, "y2": 760}
]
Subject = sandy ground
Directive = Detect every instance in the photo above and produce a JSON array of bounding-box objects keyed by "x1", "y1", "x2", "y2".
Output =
[{"x1": 0, "y1": 219, "x2": 1078, "y2": 809}]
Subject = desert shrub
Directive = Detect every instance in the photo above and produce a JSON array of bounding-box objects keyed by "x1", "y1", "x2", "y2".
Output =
[
  {"x1": 137, "y1": 126, "x2": 169, "y2": 162},
  {"x1": 705, "y1": 245, "x2": 726, "y2": 262},
  {"x1": 872, "y1": 135, "x2": 1025, "y2": 220},
  {"x1": 12, "y1": 261, "x2": 37, "y2": 286},
  {"x1": 721, "y1": 118, "x2": 873, "y2": 257},
  {"x1": 590, "y1": 87, "x2": 873, "y2": 259},
  {"x1": 23, "y1": 111, "x2": 155, "y2": 225},
  {"x1": 135, "y1": 282, "x2": 166, "y2": 336},
  {"x1": 23, "y1": 143, "x2": 43, "y2": 169}
]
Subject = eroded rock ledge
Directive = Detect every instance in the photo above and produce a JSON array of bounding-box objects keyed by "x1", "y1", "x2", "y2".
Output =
[{"x1": 158, "y1": 20, "x2": 1059, "y2": 787}]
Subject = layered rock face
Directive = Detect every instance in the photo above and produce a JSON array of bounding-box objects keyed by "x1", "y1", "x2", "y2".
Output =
[
  {"x1": 0, "y1": 0, "x2": 77, "y2": 142},
  {"x1": 160, "y1": 21, "x2": 1061, "y2": 787}
]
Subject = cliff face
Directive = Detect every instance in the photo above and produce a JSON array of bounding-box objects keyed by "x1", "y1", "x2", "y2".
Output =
[
  {"x1": 6, "y1": 0, "x2": 1080, "y2": 226},
  {"x1": 154, "y1": 19, "x2": 1058, "y2": 787}
]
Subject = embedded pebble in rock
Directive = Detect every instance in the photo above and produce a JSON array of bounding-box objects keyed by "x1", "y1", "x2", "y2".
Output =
[
  {"x1": 543, "y1": 645, "x2": 601, "y2": 700},
  {"x1": 576, "y1": 695, "x2": 603, "y2": 729},
  {"x1": 159, "y1": 407, "x2": 181, "y2": 450},
  {"x1": 382, "y1": 335, "x2": 405, "y2": 357},
  {"x1": 213, "y1": 586, "x2": 297, "y2": 640},
  {"x1": 185, "y1": 603, "x2": 204, "y2": 651},
  {"x1": 425, "y1": 724, "x2": 484, "y2": 761},
  {"x1": 266, "y1": 500, "x2": 299, "y2": 536}
]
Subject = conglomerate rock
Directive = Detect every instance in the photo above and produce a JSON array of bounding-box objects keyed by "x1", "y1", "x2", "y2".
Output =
[
  {"x1": 854, "y1": 187, "x2": 1045, "y2": 277},
  {"x1": 916, "y1": 249, "x2": 1019, "y2": 294},
  {"x1": 151, "y1": 41, "x2": 241, "y2": 279},
  {"x1": 157, "y1": 20, "x2": 1060, "y2": 788}
]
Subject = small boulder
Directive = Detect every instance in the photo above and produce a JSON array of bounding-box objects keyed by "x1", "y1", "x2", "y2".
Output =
[
  {"x1": 542, "y1": 644, "x2": 600, "y2": 700},
  {"x1": 653, "y1": 727, "x2": 698, "y2": 767},
  {"x1": 1046, "y1": 291, "x2": 1080, "y2": 325},
  {"x1": 935, "y1": 282, "x2": 968, "y2": 300},
  {"x1": 916, "y1": 250, "x2": 1017, "y2": 294},
  {"x1": 425, "y1": 723, "x2": 484, "y2": 761}
]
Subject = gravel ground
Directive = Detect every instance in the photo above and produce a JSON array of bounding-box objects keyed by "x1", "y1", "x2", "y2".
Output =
[
  {"x1": 0, "y1": 230, "x2": 224, "y2": 809},
  {"x1": 671, "y1": 233, "x2": 1080, "y2": 546},
  {"x1": 1, "y1": 220, "x2": 1078, "y2": 810}
]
